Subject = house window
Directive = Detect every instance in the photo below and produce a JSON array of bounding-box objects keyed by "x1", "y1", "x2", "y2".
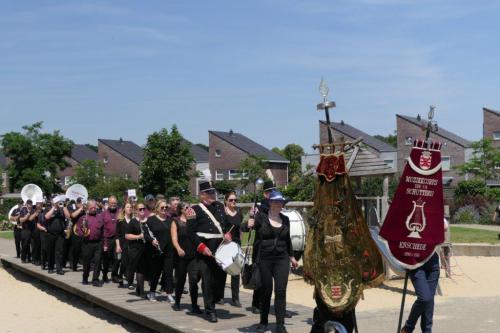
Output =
[
  {"x1": 215, "y1": 170, "x2": 224, "y2": 180},
  {"x1": 384, "y1": 160, "x2": 394, "y2": 169},
  {"x1": 215, "y1": 149, "x2": 221, "y2": 158},
  {"x1": 441, "y1": 156, "x2": 451, "y2": 171},
  {"x1": 123, "y1": 173, "x2": 129, "y2": 180},
  {"x1": 103, "y1": 157, "x2": 108, "y2": 164},
  {"x1": 229, "y1": 169, "x2": 240, "y2": 180},
  {"x1": 404, "y1": 136, "x2": 413, "y2": 146},
  {"x1": 493, "y1": 131, "x2": 500, "y2": 140},
  {"x1": 64, "y1": 176, "x2": 73, "y2": 186}
]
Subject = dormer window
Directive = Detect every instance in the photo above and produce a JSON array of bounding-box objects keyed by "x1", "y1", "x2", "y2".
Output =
[{"x1": 103, "y1": 154, "x2": 108, "y2": 164}]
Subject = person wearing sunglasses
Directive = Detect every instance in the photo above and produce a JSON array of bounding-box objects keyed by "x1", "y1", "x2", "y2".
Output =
[
  {"x1": 116, "y1": 200, "x2": 134, "y2": 288},
  {"x1": 186, "y1": 180, "x2": 232, "y2": 323},
  {"x1": 125, "y1": 202, "x2": 150, "y2": 297},
  {"x1": 145, "y1": 199, "x2": 174, "y2": 302},
  {"x1": 222, "y1": 191, "x2": 242, "y2": 307}
]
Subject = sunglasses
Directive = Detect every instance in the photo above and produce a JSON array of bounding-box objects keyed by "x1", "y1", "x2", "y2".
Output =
[
  {"x1": 227, "y1": 199, "x2": 237, "y2": 202},
  {"x1": 138, "y1": 207, "x2": 146, "y2": 211},
  {"x1": 159, "y1": 206, "x2": 167, "y2": 210}
]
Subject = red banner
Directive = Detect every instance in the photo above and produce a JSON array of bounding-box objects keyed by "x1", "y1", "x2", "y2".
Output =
[{"x1": 379, "y1": 139, "x2": 445, "y2": 269}]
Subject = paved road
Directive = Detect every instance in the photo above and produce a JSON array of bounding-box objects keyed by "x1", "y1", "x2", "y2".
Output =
[{"x1": 1, "y1": 237, "x2": 499, "y2": 333}]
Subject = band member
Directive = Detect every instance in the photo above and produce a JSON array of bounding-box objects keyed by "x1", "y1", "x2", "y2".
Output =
[
  {"x1": 144, "y1": 194, "x2": 156, "y2": 218},
  {"x1": 171, "y1": 202, "x2": 200, "y2": 313},
  {"x1": 10, "y1": 200, "x2": 23, "y2": 258},
  {"x1": 116, "y1": 201, "x2": 133, "y2": 288},
  {"x1": 68, "y1": 198, "x2": 86, "y2": 271},
  {"x1": 125, "y1": 202, "x2": 149, "y2": 297},
  {"x1": 37, "y1": 202, "x2": 49, "y2": 270},
  {"x1": 43, "y1": 196, "x2": 69, "y2": 275},
  {"x1": 246, "y1": 190, "x2": 298, "y2": 333},
  {"x1": 223, "y1": 191, "x2": 242, "y2": 307},
  {"x1": 186, "y1": 180, "x2": 232, "y2": 323},
  {"x1": 30, "y1": 202, "x2": 43, "y2": 266},
  {"x1": 160, "y1": 196, "x2": 181, "y2": 292},
  {"x1": 76, "y1": 200, "x2": 104, "y2": 287},
  {"x1": 102, "y1": 196, "x2": 120, "y2": 283},
  {"x1": 146, "y1": 199, "x2": 174, "y2": 302},
  {"x1": 19, "y1": 199, "x2": 34, "y2": 263},
  {"x1": 401, "y1": 220, "x2": 449, "y2": 333}
]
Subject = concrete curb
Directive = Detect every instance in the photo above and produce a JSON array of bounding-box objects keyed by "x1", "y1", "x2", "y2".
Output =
[{"x1": 452, "y1": 243, "x2": 500, "y2": 256}]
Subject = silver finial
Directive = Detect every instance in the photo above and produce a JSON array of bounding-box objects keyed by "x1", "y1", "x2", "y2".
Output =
[
  {"x1": 319, "y1": 78, "x2": 329, "y2": 102},
  {"x1": 428, "y1": 105, "x2": 435, "y2": 120}
]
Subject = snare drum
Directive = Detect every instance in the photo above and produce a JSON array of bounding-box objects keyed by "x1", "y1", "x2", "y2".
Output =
[{"x1": 215, "y1": 241, "x2": 245, "y2": 276}]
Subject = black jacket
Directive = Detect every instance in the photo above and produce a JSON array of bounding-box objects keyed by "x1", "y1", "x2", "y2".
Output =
[
  {"x1": 253, "y1": 212, "x2": 293, "y2": 259},
  {"x1": 187, "y1": 201, "x2": 230, "y2": 253}
]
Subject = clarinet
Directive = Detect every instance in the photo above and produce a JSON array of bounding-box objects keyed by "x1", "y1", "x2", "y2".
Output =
[{"x1": 141, "y1": 222, "x2": 163, "y2": 255}]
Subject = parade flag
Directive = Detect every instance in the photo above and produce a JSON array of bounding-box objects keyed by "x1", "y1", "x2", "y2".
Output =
[{"x1": 379, "y1": 139, "x2": 445, "y2": 269}]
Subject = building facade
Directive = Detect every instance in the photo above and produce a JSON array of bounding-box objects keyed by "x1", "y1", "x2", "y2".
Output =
[
  {"x1": 483, "y1": 107, "x2": 500, "y2": 149},
  {"x1": 57, "y1": 144, "x2": 99, "y2": 189}
]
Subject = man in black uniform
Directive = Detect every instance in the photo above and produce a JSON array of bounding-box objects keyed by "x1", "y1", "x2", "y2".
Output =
[
  {"x1": 43, "y1": 196, "x2": 69, "y2": 275},
  {"x1": 68, "y1": 198, "x2": 86, "y2": 271},
  {"x1": 30, "y1": 201, "x2": 43, "y2": 266},
  {"x1": 186, "y1": 180, "x2": 232, "y2": 323},
  {"x1": 18, "y1": 199, "x2": 36, "y2": 263}
]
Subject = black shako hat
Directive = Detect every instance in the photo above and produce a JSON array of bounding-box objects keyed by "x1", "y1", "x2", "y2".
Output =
[
  {"x1": 263, "y1": 180, "x2": 276, "y2": 192},
  {"x1": 199, "y1": 181, "x2": 215, "y2": 193}
]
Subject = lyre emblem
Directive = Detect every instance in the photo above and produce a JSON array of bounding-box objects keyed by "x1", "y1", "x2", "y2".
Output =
[
  {"x1": 419, "y1": 150, "x2": 432, "y2": 170},
  {"x1": 405, "y1": 199, "x2": 427, "y2": 239}
]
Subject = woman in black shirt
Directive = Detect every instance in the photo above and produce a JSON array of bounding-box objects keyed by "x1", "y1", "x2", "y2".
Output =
[
  {"x1": 171, "y1": 202, "x2": 200, "y2": 313},
  {"x1": 223, "y1": 191, "x2": 243, "y2": 307},
  {"x1": 246, "y1": 191, "x2": 298, "y2": 333},
  {"x1": 116, "y1": 201, "x2": 133, "y2": 288},
  {"x1": 145, "y1": 199, "x2": 174, "y2": 302},
  {"x1": 125, "y1": 202, "x2": 149, "y2": 297}
]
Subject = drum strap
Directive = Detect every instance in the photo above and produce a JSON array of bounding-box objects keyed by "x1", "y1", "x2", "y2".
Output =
[
  {"x1": 198, "y1": 203, "x2": 224, "y2": 236},
  {"x1": 196, "y1": 232, "x2": 222, "y2": 239}
]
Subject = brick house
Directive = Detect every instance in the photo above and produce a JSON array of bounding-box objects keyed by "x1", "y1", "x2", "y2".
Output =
[
  {"x1": 396, "y1": 114, "x2": 473, "y2": 194},
  {"x1": 208, "y1": 130, "x2": 289, "y2": 193},
  {"x1": 98, "y1": 138, "x2": 144, "y2": 182},
  {"x1": 57, "y1": 144, "x2": 99, "y2": 189},
  {"x1": 319, "y1": 120, "x2": 397, "y2": 172},
  {"x1": 483, "y1": 107, "x2": 500, "y2": 149}
]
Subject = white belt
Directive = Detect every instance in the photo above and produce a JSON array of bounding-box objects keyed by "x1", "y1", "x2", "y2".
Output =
[{"x1": 196, "y1": 232, "x2": 223, "y2": 239}]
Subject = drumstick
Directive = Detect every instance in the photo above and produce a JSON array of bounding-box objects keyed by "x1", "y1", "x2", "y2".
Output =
[{"x1": 217, "y1": 225, "x2": 235, "y2": 249}]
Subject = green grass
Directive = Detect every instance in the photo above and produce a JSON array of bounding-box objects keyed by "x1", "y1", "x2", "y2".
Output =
[
  {"x1": 0, "y1": 231, "x2": 13, "y2": 240},
  {"x1": 451, "y1": 226, "x2": 500, "y2": 244}
]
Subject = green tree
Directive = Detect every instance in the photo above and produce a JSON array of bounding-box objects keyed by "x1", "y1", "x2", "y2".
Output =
[
  {"x1": 214, "y1": 180, "x2": 236, "y2": 195},
  {"x1": 91, "y1": 176, "x2": 139, "y2": 202},
  {"x1": 72, "y1": 160, "x2": 105, "y2": 189},
  {"x1": 374, "y1": 131, "x2": 397, "y2": 148},
  {"x1": 140, "y1": 126, "x2": 195, "y2": 198},
  {"x1": 273, "y1": 144, "x2": 304, "y2": 182},
  {"x1": 281, "y1": 173, "x2": 315, "y2": 201},
  {"x1": 1, "y1": 122, "x2": 73, "y2": 195},
  {"x1": 239, "y1": 154, "x2": 267, "y2": 189},
  {"x1": 457, "y1": 139, "x2": 500, "y2": 182}
]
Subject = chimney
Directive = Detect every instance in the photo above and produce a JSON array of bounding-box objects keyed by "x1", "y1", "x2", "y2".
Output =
[
  {"x1": 229, "y1": 129, "x2": 234, "y2": 136},
  {"x1": 416, "y1": 114, "x2": 421, "y2": 121},
  {"x1": 340, "y1": 120, "x2": 344, "y2": 125},
  {"x1": 119, "y1": 137, "x2": 123, "y2": 144}
]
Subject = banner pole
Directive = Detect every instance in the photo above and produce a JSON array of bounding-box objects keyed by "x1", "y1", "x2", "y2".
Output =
[{"x1": 397, "y1": 270, "x2": 410, "y2": 333}]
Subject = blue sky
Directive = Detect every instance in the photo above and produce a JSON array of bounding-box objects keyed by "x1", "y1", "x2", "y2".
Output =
[{"x1": 1, "y1": 1, "x2": 498, "y2": 153}]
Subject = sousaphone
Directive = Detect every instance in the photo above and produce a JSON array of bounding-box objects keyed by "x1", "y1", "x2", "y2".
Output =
[{"x1": 21, "y1": 184, "x2": 44, "y2": 204}]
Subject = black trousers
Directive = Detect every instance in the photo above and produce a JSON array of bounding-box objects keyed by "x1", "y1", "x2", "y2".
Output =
[
  {"x1": 62, "y1": 236, "x2": 71, "y2": 268},
  {"x1": 40, "y1": 232, "x2": 48, "y2": 267},
  {"x1": 31, "y1": 229, "x2": 41, "y2": 263},
  {"x1": 14, "y1": 227, "x2": 22, "y2": 257},
  {"x1": 45, "y1": 233, "x2": 64, "y2": 271},
  {"x1": 259, "y1": 256, "x2": 290, "y2": 325},
  {"x1": 117, "y1": 244, "x2": 129, "y2": 281},
  {"x1": 190, "y1": 256, "x2": 225, "y2": 314},
  {"x1": 82, "y1": 241, "x2": 102, "y2": 282},
  {"x1": 161, "y1": 254, "x2": 174, "y2": 294},
  {"x1": 70, "y1": 234, "x2": 83, "y2": 270},
  {"x1": 174, "y1": 257, "x2": 198, "y2": 306},
  {"x1": 20, "y1": 229, "x2": 32, "y2": 261},
  {"x1": 127, "y1": 244, "x2": 144, "y2": 285},
  {"x1": 102, "y1": 239, "x2": 119, "y2": 278},
  {"x1": 310, "y1": 290, "x2": 356, "y2": 333},
  {"x1": 149, "y1": 253, "x2": 164, "y2": 292}
]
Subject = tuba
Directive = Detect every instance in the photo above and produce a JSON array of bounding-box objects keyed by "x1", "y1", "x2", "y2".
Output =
[
  {"x1": 21, "y1": 184, "x2": 43, "y2": 204},
  {"x1": 65, "y1": 184, "x2": 88, "y2": 239}
]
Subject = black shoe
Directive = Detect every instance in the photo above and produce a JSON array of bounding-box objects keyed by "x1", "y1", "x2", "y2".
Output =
[
  {"x1": 102, "y1": 275, "x2": 109, "y2": 283},
  {"x1": 92, "y1": 280, "x2": 102, "y2": 287},
  {"x1": 230, "y1": 300, "x2": 242, "y2": 308},
  {"x1": 112, "y1": 276, "x2": 120, "y2": 283},
  {"x1": 276, "y1": 324, "x2": 288, "y2": 333},
  {"x1": 82, "y1": 280, "x2": 89, "y2": 285},
  {"x1": 256, "y1": 323, "x2": 267, "y2": 333},
  {"x1": 251, "y1": 306, "x2": 261, "y2": 314},
  {"x1": 48, "y1": 269, "x2": 55, "y2": 274},
  {"x1": 188, "y1": 306, "x2": 203, "y2": 315},
  {"x1": 42, "y1": 265, "x2": 47, "y2": 270},
  {"x1": 172, "y1": 303, "x2": 181, "y2": 311},
  {"x1": 72, "y1": 266, "x2": 78, "y2": 272},
  {"x1": 207, "y1": 312, "x2": 218, "y2": 323},
  {"x1": 285, "y1": 310, "x2": 292, "y2": 318},
  {"x1": 56, "y1": 270, "x2": 65, "y2": 275},
  {"x1": 182, "y1": 288, "x2": 189, "y2": 294}
]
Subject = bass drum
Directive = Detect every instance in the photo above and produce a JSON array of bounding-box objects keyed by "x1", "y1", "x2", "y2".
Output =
[{"x1": 281, "y1": 209, "x2": 306, "y2": 261}]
